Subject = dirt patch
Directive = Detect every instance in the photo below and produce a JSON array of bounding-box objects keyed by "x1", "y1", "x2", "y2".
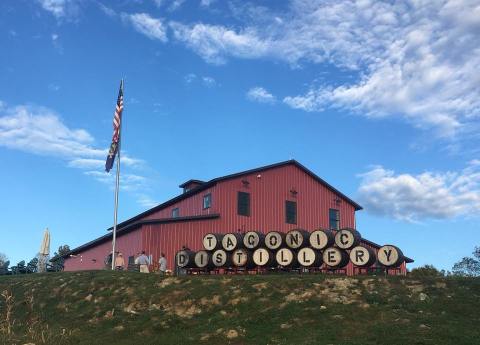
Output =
[
  {"x1": 200, "y1": 295, "x2": 221, "y2": 306},
  {"x1": 435, "y1": 282, "x2": 447, "y2": 289},
  {"x1": 157, "y1": 278, "x2": 181, "y2": 288},
  {"x1": 406, "y1": 284, "x2": 424, "y2": 293},
  {"x1": 324, "y1": 278, "x2": 358, "y2": 290},
  {"x1": 163, "y1": 299, "x2": 202, "y2": 318},
  {"x1": 225, "y1": 329, "x2": 239, "y2": 339},
  {"x1": 229, "y1": 296, "x2": 249, "y2": 306},
  {"x1": 285, "y1": 290, "x2": 315, "y2": 303},
  {"x1": 253, "y1": 282, "x2": 268, "y2": 291}
]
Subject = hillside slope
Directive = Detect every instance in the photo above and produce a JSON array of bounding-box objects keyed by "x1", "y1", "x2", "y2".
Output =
[{"x1": 0, "y1": 271, "x2": 479, "y2": 345}]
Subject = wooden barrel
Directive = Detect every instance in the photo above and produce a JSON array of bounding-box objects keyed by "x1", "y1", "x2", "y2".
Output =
[
  {"x1": 322, "y1": 247, "x2": 349, "y2": 268},
  {"x1": 212, "y1": 249, "x2": 232, "y2": 267},
  {"x1": 275, "y1": 248, "x2": 299, "y2": 268},
  {"x1": 309, "y1": 228, "x2": 335, "y2": 249},
  {"x1": 176, "y1": 250, "x2": 196, "y2": 268},
  {"x1": 297, "y1": 247, "x2": 323, "y2": 267},
  {"x1": 222, "y1": 233, "x2": 244, "y2": 251},
  {"x1": 202, "y1": 233, "x2": 224, "y2": 251},
  {"x1": 285, "y1": 229, "x2": 310, "y2": 249},
  {"x1": 265, "y1": 231, "x2": 285, "y2": 250},
  {"x1": 349, "y1": 246, "x2": 376, "y2": 267},
  {"x1": 334, "y1": 228, "x2": 362, "y2": 250},
  {"x1": 377, "y1": 245, "x2": 404, "y2": 267},
  {"x1": 194, "y1": 250, "x2": 214, "y2": 269},
  {"x1": 243, "y1": 231, "x2": 265, "y2": 249},
  {"x1": 252, "y1": 248, "x2": 276, "y2": 267},
  {"x1": 232, "y1": 249, "x2": 255, "y2": 268}
]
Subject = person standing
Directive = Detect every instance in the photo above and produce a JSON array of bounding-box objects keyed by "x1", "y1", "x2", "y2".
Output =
[
  {"x1": 137, "y1": 251, "x2": 150, "y2": 273},
  {"x1": 115, "y1": 252, "x2": 125, "y2": 270},
  {"x1": 158, "y1": 253, "x2": 167, "y2": 275}
]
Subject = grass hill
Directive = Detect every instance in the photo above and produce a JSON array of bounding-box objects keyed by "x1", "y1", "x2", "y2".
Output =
[{"x1": 0, "y1": 271, "x2": 479, "y2": 345}]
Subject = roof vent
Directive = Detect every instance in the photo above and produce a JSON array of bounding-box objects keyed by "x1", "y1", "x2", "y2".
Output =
[{"x1": 179, "y1": 179, "x2": 205, "y2": 193}]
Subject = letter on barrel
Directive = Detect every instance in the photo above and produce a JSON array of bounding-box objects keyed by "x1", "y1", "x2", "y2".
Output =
[
  {"x1": 309, "y1": 229, "x2": 334, "y2": 250},
  {"x1": 377, "y1": 245, "x2": 404, "y2": 267}
]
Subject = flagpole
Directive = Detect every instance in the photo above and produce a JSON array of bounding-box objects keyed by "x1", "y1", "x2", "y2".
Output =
[{"x1": 111, "y1": 79, "x2": 124, "y2": 270}]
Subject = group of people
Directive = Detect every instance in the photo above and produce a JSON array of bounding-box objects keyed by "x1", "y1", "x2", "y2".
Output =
[{"x1": 110, "y1": 251, "x2": 167, "y2": 274}]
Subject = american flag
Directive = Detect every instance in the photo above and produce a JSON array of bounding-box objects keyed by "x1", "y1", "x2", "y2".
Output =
[{"x1": 105, "y1": 80, "x2": 124, "y2": 172}]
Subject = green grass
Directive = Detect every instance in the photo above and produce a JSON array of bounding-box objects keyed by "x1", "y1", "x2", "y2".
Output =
[{"x1": 0, "y1": 271, "x2": 479, "y2": 344}]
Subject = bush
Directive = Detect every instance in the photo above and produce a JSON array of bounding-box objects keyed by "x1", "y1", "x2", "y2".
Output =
[{"x1": 410, "y1": 265, "x2": 445, "y2": 278}]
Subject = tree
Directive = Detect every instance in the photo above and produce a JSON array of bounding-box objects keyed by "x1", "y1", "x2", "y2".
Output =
[
  {"x1": 0, "y1": 252, "x2": 7, "y2": 266},
  {"x1": 54, "y1": 245, "x2": 71, "y2": 257},
  {"x1": 452, "y1": 246, "x2": 480, "y2": 277}
]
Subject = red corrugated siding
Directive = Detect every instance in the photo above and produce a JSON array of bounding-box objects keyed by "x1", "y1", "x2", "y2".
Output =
[
  {"x1": 142, "y1": 219, "x2": 221, "y2": 271},
  {"x1": 212, "y1": 164, "x2": 356, "y2": 232},
  {"x1": 144, "y1": 186, "x2": 218, "y2": 220},
  {"x1": 144, "y1": 164, "x2": 355, "y2": 231},
  {"x1": 64, "y1": 228, "x2": 142, "y2": 271}
]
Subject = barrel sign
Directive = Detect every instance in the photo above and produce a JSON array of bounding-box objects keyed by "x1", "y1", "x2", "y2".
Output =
[
  {"x1": 377, "y1": 245, "x2": 404, "y2": 267},
  {"x1": 243, "y1": 231, "x2": 264, "y2": 249},
  {"x1": 176, "y1": 228, "x2": 407, "y2": 273},
  {"x1": 203, "y1": 233, "x2": 222, "y2": 251}
]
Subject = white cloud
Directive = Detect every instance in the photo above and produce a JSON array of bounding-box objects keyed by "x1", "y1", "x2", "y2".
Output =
[
  {"x1": 357, "y1": 161, "x2": 480, "y2": 222},
  {"x1": 37, "y1": 0, "x2": 79, "y2": 19},
  {"x1": 170, "y1": 22, "x2": 268, "y2": 64},
  {"x1": 168, "y1": 0, "x2": 186, "y2": 11},
  {"x1": 98, "y1": 3, "x2": 116, "y2": 17},
  {"x1": 37, "y1": 0, "x2": 66, "y2": 17},
  {"x1": 84, "y1": 171, "x2": 147, "y2": 192},
  {"x1": 136, "y1": 193, "x2": 159, "y2": 208},
  {"x1": 202, "y1": 76, "x2": 216, "y2": 87},
  {"x1": 200, "y1": 0, "x2": 216, "y2": 7},
  {"x1": 184, "y1": 74, "x2": 216, "y2": 87},
  {"x1": 184, "y1": 73, "x2": 197, "y2": 84},
  {"x1": 0, "y1": 102, "x2": 152, "y2": 206},
  {"x1": 246, "y1": 87, "x2": 276, "y2": 104},
  {"x1": 122, "y1": 13, "x2": 168, "y2": 42},
  {"x1": 0, "y1": 104, "x2": 100, "y2": 158},
  {"x1": 171, "y1": 0, "x2": 480, "y2": 137}
]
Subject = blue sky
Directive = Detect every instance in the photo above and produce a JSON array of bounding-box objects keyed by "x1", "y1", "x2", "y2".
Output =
[{"x1": 1, "y1": 0, "x2": 479, "y2": 270}]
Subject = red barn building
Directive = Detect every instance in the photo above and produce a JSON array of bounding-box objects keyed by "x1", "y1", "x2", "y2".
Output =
[{"x1": 63, "y1": 160, "x2": 412, "y2": 274}]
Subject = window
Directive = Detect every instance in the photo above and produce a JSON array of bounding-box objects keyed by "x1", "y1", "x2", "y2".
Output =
[
  {"x1": 172, "y1": 208, "x2": 179, "y2": 218},
  {"x1": 203, "y1": 193, "x2": 212, "y2": 209},
  {"x1": 329, "y1": 208, "x2": 340, "y2": 230},
  {"x1": 237, "y1": 191, "x2": 250, "y2": 216},
  {"x1": 285, "y1": 200, "x2": 297, "y2": 224}
]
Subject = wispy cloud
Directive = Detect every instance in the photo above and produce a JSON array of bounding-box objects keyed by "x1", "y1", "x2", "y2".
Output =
[
  {"x1": 136, "y1": 193, "x2": 159, "y2": 208},
  {"x1": 202, "y1": 76, "x2": 216, "y2": 87},
  {"x1": 170, "y1": 22, "x2": 267, "y2": 64},
  {"x1": 169, "y1": 0, "x2": 480, "y2": 137},
  {"x1": 246, "y1": 86, "x2": 276, "y2": 104},
  {"x1": 36, "y1": 0, "x2": 79, "y2": 19},
  {"x1": 184, "y1": 73, "x2": 217, "y2": 87},
  {"x1": 357, "y1": 161, "x2": 480, "y2": 222},
  {"x1": 122, "y1": 13, "x2": 168, "y2": 42},
  {"x1": 184, "y1": 73, "x2": 197, "y2": 84},
  {"x1": 0, "y1": 102, "x2": 152, "y2": 207},
  {"x1": 200, "y1": 0, "x2": 216, "y2": 7}
]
